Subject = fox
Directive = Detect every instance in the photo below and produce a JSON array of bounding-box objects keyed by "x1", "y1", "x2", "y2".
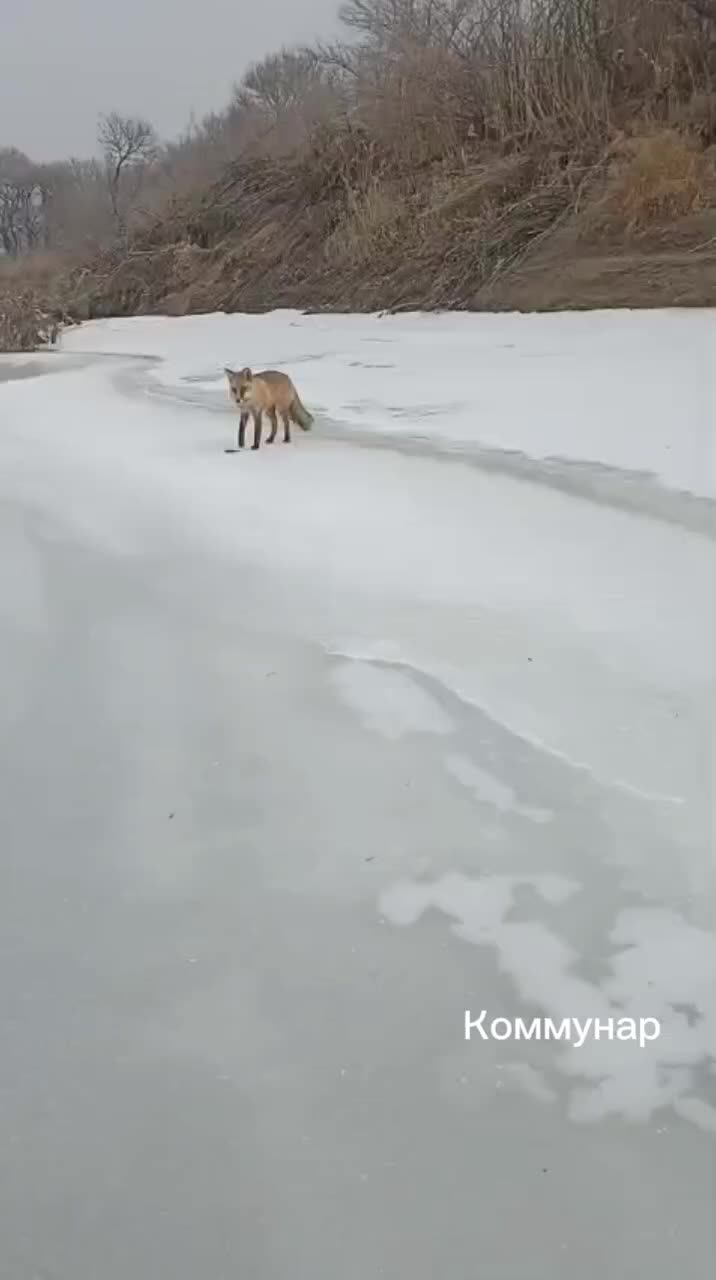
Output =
[{"x1": 224, "y1": 366, "x2": 314, "y2": 451}]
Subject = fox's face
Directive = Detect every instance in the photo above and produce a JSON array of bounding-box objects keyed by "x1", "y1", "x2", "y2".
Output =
[{"x1": 224, "y1": 366, "x2": 253, "y2": 406}]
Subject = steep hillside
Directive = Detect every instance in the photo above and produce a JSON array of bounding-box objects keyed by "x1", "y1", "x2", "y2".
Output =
[
  {"x1": 3, "y1": 1, "x2": 716, "y2": 346},
  {"x1": 61, "y1": 128, "x2": 716, "y2": 321}
]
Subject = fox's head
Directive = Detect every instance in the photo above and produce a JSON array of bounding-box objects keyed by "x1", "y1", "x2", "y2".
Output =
[{"x1": 224, "y1": 366, "x2": 253, "y2": 406}]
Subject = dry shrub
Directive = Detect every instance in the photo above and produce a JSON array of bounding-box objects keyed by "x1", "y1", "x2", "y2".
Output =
[
  {"x1": 0, "y1": 289, "x2": 58, "y2": 351},
  {"x1": 669, "y1": 91, "x2": 716, "y2": 146},
  {"x1": 0, "y1": 250, "x2": 80, "y2": 349},
  {"x1": 20, "y1": 0, "x2": 716, "y2": 319},
  {"x1": 324, "y1": 183, "x2": 409, "y2": 264},
  {"x1": 333, "y1": 0, "x2": 716, "y2": 164},
  {"x1": 584, "y1": 130, "x2": 715, "y2": 235},
  {"x1": 351, "y1": 44, "x2": 472, "y2": 167},
  {"x1": 0, "y1": 248, "x2": 71, "y2": 287},
  {"x1": 425, "y1": 155, "x2": 537, "y2": 221}
]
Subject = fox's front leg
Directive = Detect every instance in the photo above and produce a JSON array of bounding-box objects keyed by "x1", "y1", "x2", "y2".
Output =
[
  {"x1": 251, "y1": 410, "x2": 263, "y2": 450},
  {"x1": 267, "y1": 408, "x2": 278, "y2": 444},
  {"x1": 282, "y1": 413, "x2": 291, "y2": 444},
  {"x1": 238, "y1": 412, "x2": 248, "y2": 449}
]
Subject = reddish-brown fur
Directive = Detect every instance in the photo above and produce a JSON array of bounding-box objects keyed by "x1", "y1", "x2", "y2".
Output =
[{"x1": 224, "y1": 366, "x2": 313, "y2": 450}]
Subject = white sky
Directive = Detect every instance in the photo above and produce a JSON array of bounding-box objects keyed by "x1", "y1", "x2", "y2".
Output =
[{"x1": 0, "y1": 0, "x2": 340, "y2": 162}]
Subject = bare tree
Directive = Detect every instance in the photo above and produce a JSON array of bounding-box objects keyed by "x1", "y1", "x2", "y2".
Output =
[
  {"x1": 36, "y1": 157, "x2": 114, "y2": 251},
  {"x1": 236, "y1": 47, "x2": 338, "y2": 118},
  {"x1": 0, "y1": 148, "x2": 49, "y2": 256},
  {"x1": 98, "y1": 111, "x2": 157, "y2": 237},
  {"x1": 338, "y1": 0, "x2": 485, "y2": 55}
]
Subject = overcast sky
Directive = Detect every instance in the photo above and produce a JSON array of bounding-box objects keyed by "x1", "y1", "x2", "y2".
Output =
[{"x1": 1, "y1": 0, "x2": 341, "y2": 162}]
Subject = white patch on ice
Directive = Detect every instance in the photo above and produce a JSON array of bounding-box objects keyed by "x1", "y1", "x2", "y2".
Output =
[
  {"x1": 498, "y1": 1061, "x2": 558, "y2": 1104},
  {"x1": 379, "y1": 873, "x2": 577, "y2": 930},
  {"x1": 329, "y1": 643, "x2": 690, "y2": 811},
  {"x1": 379, "y1": 873, "x2": 716, "y2": 1130},
  {"x1": 673, "y1": 1097, "x2": 716, "y2": 1134},
  {"x1": 445, "y1": 752, "x2": 553, "y2": 824},
  {"x1": 329, "y1": 660, "x2": 454, "y2": 739}
]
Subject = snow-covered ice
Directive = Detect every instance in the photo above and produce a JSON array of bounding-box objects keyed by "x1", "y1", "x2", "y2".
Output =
[
  {"x1": 60, "y1": 306, "x2": 716, "y2": 497},
  {"x1": 1, "y1": 306, "x2": 715, "y2": 1280}
]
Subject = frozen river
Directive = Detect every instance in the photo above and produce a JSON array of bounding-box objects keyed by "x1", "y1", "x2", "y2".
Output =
[{"x1": 0, "y1": 308, "x2": 714, "y2": 1278}]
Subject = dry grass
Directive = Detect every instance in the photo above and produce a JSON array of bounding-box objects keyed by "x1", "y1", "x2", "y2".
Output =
[
  {"x1": 0, "y1": 249, "x2": 74, "y2": 288},
  {"x1": 4, "y1": 1, "x2": 716, "y2": 328},
  {"x1": 583, "y1": 130, "x2": 716, "y2": 235},
  {"x1": 323, "y1": 183, "x2": 409, "y2": 265},
  {"x1": 0, "y1": 248, "x2": 82, "y2": 350},
  {"x1": 49, "y1": 120, "x2": 716, "y2": 321},
  {"x1": 0, "y1": 288, "x2": 59, "y2": 351}
]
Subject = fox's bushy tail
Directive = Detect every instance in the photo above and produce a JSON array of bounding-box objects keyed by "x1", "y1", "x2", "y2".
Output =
[{"x1": 291, "y1": 394, "x2": 313, "y2": 431}]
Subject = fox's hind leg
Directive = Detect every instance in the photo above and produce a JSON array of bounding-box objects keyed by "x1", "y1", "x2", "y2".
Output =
[
  {"x1": 282, "y1": 412, "x2": 291, "y2": 443},
  {"x1": 267, "y1": 408, "x2": 278, "y2": 444},
  {"x1": 251, "y1": 410, "x2": 263, "y2": 450},
  {"x1": 238, "y1": 412, "x2": 248, "y2": 449}
]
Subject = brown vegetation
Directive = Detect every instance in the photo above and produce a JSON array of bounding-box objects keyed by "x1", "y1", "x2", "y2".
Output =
[
  {"x1": 2, "y1": 0, "x2": 716, "y2": 349},
  {"x1": 0, "y1": 286, "x2": 61, "y2": 351}
]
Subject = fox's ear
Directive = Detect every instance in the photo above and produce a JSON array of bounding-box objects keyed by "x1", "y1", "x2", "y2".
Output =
[
  {"x1": 224, "y1": 366, "x2": 235, "y2": 379},
  {"x1": 240, "y1": 366, "x2": 252, "y2": 379}
]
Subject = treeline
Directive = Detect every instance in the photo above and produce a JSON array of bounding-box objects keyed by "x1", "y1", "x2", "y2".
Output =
[{"x1": 2, "y1": 0, "x2": 716, "y2": 338}]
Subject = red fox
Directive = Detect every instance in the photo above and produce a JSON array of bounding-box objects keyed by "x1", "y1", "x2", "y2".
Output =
[{"x1": 224, "y1": 366, "x2": 314, "y2": 450}]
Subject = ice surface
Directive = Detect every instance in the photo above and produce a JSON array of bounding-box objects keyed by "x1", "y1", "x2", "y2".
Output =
[
  {"x1": 1, "y1": 308, "x2": 715, "y2": 1279},
  {"x1": 380, "y1": 872, "x2": 716, "y2": 1125},
  {"x1": 60, "y1": 307, "x2": 716, "y2": 497},
  {"x1": 6, "y1": 312, "x2": 714, "y2": 811},
  {"x1": 329, "y1": 661, "x2": 455, "y2": 738}
]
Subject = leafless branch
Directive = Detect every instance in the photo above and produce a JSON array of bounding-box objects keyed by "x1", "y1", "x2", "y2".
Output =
[{"x1": 98, "y1": 112, "x2": 158, "y2": 236}]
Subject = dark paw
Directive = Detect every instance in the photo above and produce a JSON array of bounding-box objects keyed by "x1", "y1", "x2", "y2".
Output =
[{"x1": 251, "y1": 444, "x2": 260, "y2": 451}]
